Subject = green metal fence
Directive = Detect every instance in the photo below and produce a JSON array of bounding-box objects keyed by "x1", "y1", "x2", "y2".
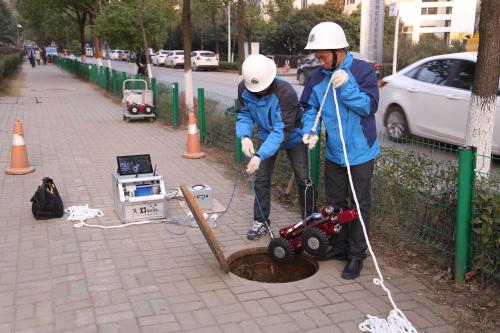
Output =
[{"x1": 52, "y1": 55, "x2": 499, "y2": 289}]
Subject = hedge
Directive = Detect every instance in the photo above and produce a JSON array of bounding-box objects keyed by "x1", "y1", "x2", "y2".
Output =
[{"x1": 0, "y1": 53, "x2": 22, "y2": 81}]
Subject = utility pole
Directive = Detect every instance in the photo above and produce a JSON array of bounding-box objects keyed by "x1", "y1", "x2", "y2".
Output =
[
  {"x1": 227, "y1": 2, "x2": 231, "y2": 63},
  {"x1": 390, "y1": 1, "x2": 400, "y2": 74},
  {"x1": 360, "y1": 0, "x2": 385, "y2": 64}
]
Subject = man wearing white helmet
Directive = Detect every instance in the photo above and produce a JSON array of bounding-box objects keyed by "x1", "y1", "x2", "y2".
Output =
[
  {"x1": 300, "y1": 22, "x2": 380, "y2": 279},
  {"x1": 236, "y1": 54, "x2": 315, "y2": 240}
]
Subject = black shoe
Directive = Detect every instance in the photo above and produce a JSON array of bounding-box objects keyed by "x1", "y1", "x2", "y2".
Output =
[
  {"x1": 341, "y1": 259, "x2": 363, "y2": 279},
  {"x1": 317, "y1": 252, "x2": 349, "y2": 261}
]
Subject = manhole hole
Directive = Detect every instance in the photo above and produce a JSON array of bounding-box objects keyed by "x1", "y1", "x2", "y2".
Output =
[{"x1": 228, "y1": 247, "x2": 318, "y2": 283}]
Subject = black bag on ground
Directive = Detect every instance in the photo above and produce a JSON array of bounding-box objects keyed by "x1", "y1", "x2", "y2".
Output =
[{"x1": 30, "y1": 177, "x2": 64, "y2": 219}]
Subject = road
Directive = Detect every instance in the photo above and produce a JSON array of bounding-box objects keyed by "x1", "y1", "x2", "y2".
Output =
[{"x1": 87, "y1": 59, "x2": 304, "y2": 101}]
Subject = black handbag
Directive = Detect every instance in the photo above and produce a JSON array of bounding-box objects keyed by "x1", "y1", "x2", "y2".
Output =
[{"x1": 30, "y1": 177, "x2": 64, "y2": 220}]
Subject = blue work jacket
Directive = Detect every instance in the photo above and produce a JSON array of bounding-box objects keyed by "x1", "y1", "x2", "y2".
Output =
[
  {"x1": 236, "y1": 78, "x2": 303, "y2": 160},
  {"x1": 300, "y1": 52, "x2": 380, "y2": 166}
]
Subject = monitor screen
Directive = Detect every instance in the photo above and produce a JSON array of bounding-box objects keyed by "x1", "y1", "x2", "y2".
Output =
[{"x1": 116, "y1": 154, "x2": 153, "y2": 176}]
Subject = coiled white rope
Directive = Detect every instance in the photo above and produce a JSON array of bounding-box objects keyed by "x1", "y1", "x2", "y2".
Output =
[
  {"x1": 65, "y1": 204, "x2": 152, "y2": 229},
  {"x1": 311, "y1": 74, "x2": 419, "y2": 333}
]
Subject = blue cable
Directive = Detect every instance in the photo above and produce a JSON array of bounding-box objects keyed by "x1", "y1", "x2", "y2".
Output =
[{"x1": 215, "y1": 159, "x2": 243, "y2": 220}]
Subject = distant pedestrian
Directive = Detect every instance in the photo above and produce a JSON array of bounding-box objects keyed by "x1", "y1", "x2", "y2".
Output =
[
  {"x1": 35, "y1": 48, "x2": 41, "y2": 65},
  {"x1": 136, "y1": 50, "x2": 147, "y2": 76},
  {"x1": 27, "y1": 47, "x2": 36, "y2": 68},
  {"x1": 41, "y1": 48, "x2": 47, "y2": 65}
]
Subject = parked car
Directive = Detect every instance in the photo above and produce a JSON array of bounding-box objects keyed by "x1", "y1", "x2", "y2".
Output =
[
  {"x1": 152, "y1": 50, "x2": 170, "y2": 66},
  {"x1": 164, "y1": 50, "x2": 184, "y2": 68},
  {"x1": 296, "y1": 52, "x2": 380, "y2": 85},
  {"x1": 120, "y1": 50, "x2": 131, "y2": 61},
  {"x1": 110, "y1": 49, "x2": 123, "y2": 60},
  {"x1": 191, "y1": 50, "x2": 219, "y2": 71},
  {"x1": 85, "y1": 47, "x2": 94, "y2": 57},
  {"x1": 378, "y1": 52, "x2": 499, "y2": 154}
]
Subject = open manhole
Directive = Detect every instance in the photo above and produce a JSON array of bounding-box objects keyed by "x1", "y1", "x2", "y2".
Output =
[{"x1": 228, "y1": 247, "x2": 318, "y2": 283}]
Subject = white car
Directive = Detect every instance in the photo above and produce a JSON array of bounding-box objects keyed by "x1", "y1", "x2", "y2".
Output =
[
  {"x1": 191, "y1": 50, "x2": 219, "y2": 71},
  {"x1": 85, "y1": 47, "x2": 93, "y2": 57},
  {"x1": 165, "y1": 50, "x2": 184, "y2": 68},
  {"x1": 379, "y1": 52, "x2": 499, "y2": 154},
  {"x1": 109, "y1": 49, "x2": 123, "y2": 60},
  {"x1": 152, "y1": 50, "x2": 170, "y2": 66}
]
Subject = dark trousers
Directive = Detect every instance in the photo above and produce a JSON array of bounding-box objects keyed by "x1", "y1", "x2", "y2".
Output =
[
  {"x1": 325, "y1": 159, "x2": 374, "y2": 261},
  {"x1": 254, "y1": 143, "x2": 316, "y2": 224}
]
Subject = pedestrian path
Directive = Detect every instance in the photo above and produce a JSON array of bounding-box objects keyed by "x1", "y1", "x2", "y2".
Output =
[{"x1": 0, "y1": 63, "x2": 456, "y2": 333}]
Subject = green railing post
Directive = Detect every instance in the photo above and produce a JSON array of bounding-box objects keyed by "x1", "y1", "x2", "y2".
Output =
[
  {"x1": 310, "y1": 132, "x2": 322, "y2": 188},
  {"x1": 197, "y1": 88, "x2": 206, "y2": 144},
  {"x1": 120, "y1": 72, "x2": 127, "y2": 98},
  {"x1": 172, "y1": 82, "x2": 179, "y2": 129},
  {"x1": 150, "y1": 77, "x2": 157, "y2": 107},
  {"x1": 455, "y1": 146, "x2": 475, "y2": 283},
  {"x1": 233, "y1": 99, "x2": 242, "y2": 163},
  {"x1": 112, "y1": 70, "x2": 118, "y2": 95}
]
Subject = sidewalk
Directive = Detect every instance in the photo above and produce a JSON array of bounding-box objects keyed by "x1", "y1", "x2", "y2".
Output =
[{"x1": 0, "y1": 63, "x2": 456, "y2": 333}]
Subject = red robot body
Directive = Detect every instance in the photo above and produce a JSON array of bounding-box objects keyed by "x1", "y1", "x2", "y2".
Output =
[{"x1": 269, "y1": 206, "x2": 358, "y2": 263}]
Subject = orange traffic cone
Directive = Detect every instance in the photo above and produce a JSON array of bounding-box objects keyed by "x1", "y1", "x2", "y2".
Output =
[
  {"x1": 5, "y1": 119, "x2": 35, "y2": 175},
  {"x1": 183, "y1": 112, "x2": 206, "y2": 159}
]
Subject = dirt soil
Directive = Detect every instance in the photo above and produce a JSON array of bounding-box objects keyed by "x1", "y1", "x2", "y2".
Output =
[{"x1": 370, "y1": 234, "x2": 499, "y2": 333}]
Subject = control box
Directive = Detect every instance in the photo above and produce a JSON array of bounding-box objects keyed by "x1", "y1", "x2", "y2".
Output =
[
  {"x1": 189, "y1": 184, "x2": 213, "y2": 209},
  {"x1": 112, "y1": 172, "x2": 167, "y2": 223}
]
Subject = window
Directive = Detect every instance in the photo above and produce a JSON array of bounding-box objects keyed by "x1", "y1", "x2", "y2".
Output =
[
  {"x1": 446, "y1": 7, "x2": 453, "y2": 14},
  {"x1": 405, "y1": 59, "x2": 455, "y2": 85},
  {"x1": 447, "y1": 60, "x2": 475, "y2": 91},
  {"x1": 421, "y1": 7, "x2": 438, "y2": 15},
  {"x1": 445, "y1": 20, "x2": 451, "y2": 27}
]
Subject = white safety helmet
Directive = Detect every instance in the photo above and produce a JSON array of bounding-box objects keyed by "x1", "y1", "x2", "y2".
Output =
[
  {"x1": 242, "y1": 54, "x2": 277, "y2": 93},
  {"x1": 305, "y1": 22, "x2": 349, "y2": 50}
]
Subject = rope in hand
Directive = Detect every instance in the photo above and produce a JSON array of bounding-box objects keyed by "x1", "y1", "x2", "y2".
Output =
[{"x1": 311, "y1": 74, "x2": 419, "y2": 333}]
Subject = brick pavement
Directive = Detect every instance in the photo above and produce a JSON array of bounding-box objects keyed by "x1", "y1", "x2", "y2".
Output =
[{"x1": 0, "y1": 63, "x2": 457, "y2": 332}]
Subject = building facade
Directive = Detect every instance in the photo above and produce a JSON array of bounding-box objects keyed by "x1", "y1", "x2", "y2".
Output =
[{"x1": 344, "y1": 0, "x2": 477, "y2": 45}]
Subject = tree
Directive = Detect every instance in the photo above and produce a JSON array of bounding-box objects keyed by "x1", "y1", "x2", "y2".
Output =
[
  {"x1": 237, "y1": 0, "x2": 244, "y2": 74},
  {"x1": 183, "y1": 0, "x2": 194, "y2": 116},
  {"x1": 15, "y1": 0, "x2": 83, "y2": 51},
  {"x1": 95, "y1": 1, "x2": 166, "y2": 52},
  {"x1": 464, "y1": 0, "x2": 500, "y2": 174},
  {"x1": 0, "y1": 1, "x2": 17, "y2": 46}
]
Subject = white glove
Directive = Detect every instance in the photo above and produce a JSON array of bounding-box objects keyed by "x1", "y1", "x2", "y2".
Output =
[
  {"x1": 241, "y1": 137, "x2": 255, "y2": 158},
  {"x1": 246, "y1": 156, "x2": 261, "y2": 174},
  {"x1": 302, "y1": 134, "x2": 319, "y2": 150},
  {"x1": 332, "y1": 69, "x2": 349, "y2": 88}
]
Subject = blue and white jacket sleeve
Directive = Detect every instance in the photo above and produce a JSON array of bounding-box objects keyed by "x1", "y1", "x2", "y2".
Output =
[
  {"x1": 256, "y1": 83, "x2": 299, "y2": 160},
  {"x1": 337, "y1": 63, "x2": 378, "y2": 118},
  {"x1": 235, "y1": 81, "x2": 254, "y2": 139}
]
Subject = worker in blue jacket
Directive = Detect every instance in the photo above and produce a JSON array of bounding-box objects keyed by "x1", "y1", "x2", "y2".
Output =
[
  {"x1": 236, "y1": 54, "x2": 315, "y2": 240},
  {"x1": 301, "y1": 22, "x2": 380, "y2": 279}
]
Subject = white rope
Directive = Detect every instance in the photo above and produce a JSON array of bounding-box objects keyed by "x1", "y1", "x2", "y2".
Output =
[
  {"x1": 318, "y1": 77, "x2": 420, "y2": 333},
  {"x1": 65, "y1": 204, "x2": 153, "y2": 229}
]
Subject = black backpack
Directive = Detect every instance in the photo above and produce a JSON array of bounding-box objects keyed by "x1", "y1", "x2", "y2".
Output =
[{"x1": 30, "y1": 177, "x2": 64, "y2": 220}]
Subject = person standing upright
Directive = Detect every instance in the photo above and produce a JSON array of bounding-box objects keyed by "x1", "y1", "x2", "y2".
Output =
[{"x1": 300, "y1": 22, "x2": 380, "y2": 279}]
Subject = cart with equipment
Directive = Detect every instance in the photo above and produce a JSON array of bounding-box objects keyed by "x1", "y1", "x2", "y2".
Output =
[{"x1": 122, "y1": 79, "x2": 155, "y2": 122}]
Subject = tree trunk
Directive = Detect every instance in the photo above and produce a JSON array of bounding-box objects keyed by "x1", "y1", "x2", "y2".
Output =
[
  {"x1": 89, "y1": 11, "x2": 102, "y2": 67},
  {"x1": 464, "y1": 0, "x2": 500, "y2": 174},
  {"x1": 79, "y1": 20, "x2": 86, "y2": 63},
  {"x1": 246, "y1": 29, "x2": 252, "y2": 55},
  {"x1": 183, "y1": 0, "x2": 194, "y2": 117},
  {"x1": 237, "y1": 0, "x2": 245, "y2": 75},
  {"x1": 138, "y1": 0, "x2": 152, "y2": 79}
]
